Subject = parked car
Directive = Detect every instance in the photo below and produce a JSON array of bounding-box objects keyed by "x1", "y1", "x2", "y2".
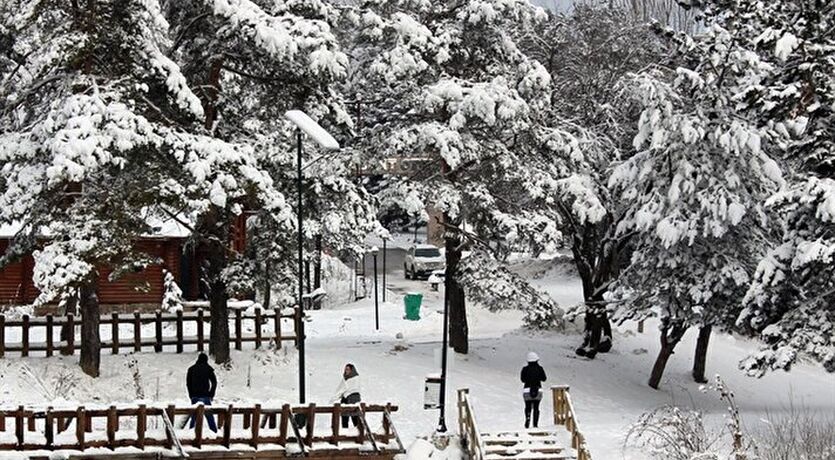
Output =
[{"x1": 404, "y1": 244, "x2": 445, "y2": 280}]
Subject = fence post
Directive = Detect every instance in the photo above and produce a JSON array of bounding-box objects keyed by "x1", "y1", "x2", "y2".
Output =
[
  {"x1": 111, "y1": 313, "x2": 119, "y2": 354},
  {"x1": 274, "y1": 308, "x2": 282, "y2": 349},
  {"x1": 45, "y1": 407, "x2": 54, "y2": 449},
  {"x1": 251, "y1": 404, "x2": 261, "y2": 448},
  {"x1": 0, "y1": 408, "x2": 5, "y2": 431},
  {"x1": 197, "y1": 309, "x2": 205, "y2": 352},
  {"x1": 305, "y1": 404, "x2": 316, "y2": 446},
  {"x1": 137, "y1": 404, "x2": 146, "y2": 449},
  {"x1": 154, "y1": 311, "x2": 162, "y2": 352},
  {"x1": 254, "y1": 308, "x2": 262, "y2": 349},
  {"x1": 15, "y1": 406, "x2": 24, "y2": 449},
  {"x1": 278, "y1": 404, "x2": 289, "y2": 446},
  {"x1": 552, "y1": 385, "x2": 569, "y2": 426},
  {"x1": 194, "y1": 403, "x2": 204, "y2": 448},
  {"x1": 383, "y1": 403, "x2": 392, "y2": 444},
  {"x1": 222, "y1": 404, "x2": 233, "y2": 448},
  {"x1": 0, "y1": 314, "x2": 5, "y2": 358},
  {"x1": 133, "y1": 312, "x2": 141, "y2": 352},
  {"x1": 75, "y1": 407, "x2": 85, "y2": 450},
  {"x1": 66, "y1": 313, "x2": 75, "y2": 355},
  {"x1": 21, "y1": 315, "x2": 29, "y2": 357},
  {"x1": 165, "y1": 405, "x2": 175, "y2": 449},
  {"x1": 176, "y1": 310, "x2": 184, "y2": 353},
  {"x1": 234, "y1": 309, "x2": 242, "y2": 351},
  {"x1": 106, "y1": 405, "x2": 117, "y2": 449},
  {"x1": 45, "y1": 315, "x2": 54, "y2": 357},
  {"x1": 331, "y1": 403, "x2": 340, "y2": 446}
]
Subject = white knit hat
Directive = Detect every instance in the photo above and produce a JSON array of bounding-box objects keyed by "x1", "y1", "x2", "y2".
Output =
[{"x1": 527, "y1": 352, "x2": 539, "y2": 362}]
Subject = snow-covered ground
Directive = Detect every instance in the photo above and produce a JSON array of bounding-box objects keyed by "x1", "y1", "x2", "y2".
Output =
[{"x1": 1, "y1": 257, "x2": 833, "y2": 459}]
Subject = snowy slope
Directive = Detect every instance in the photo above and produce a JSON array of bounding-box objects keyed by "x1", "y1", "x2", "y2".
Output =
[{"x1": 1, "y1": 260, "x2": 833, "y2": 459}]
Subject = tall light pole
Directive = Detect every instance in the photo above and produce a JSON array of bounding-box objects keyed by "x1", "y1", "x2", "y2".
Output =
[
  {"x1": 284, "y1": 110, "x2": 340, "y2": 405},
  {"x1": 381, "y1": 236, "x2": 387, "y2": 303},
  {"x1": 371, "y1": 246, "x2": 379, "y2": 330}
]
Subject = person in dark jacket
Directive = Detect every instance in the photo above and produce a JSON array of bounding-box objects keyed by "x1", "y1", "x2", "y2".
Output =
[
  {"x1": 521, "y1": 352, "x2": 547, "y2": 428},
  {"x1": 331, "y1": 363, "x2": 361, "y2": 428},
  {"x1": 186, "y1": 353, "x2": 218, "y2": 432}
]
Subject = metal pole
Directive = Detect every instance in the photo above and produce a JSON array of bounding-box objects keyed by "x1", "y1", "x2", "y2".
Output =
[
  {"x1": 296, "y1": 128, "x2": 306, "y2": 404},
  {"x1": 438, "y1": 264, "x2": 449, "y2": 432},
  {"x1": 373, "y1": 252, "x2": 379, "y2": 330},
  {"x1": 382, "y1": 239, "x2": 387, "y2": 302}
]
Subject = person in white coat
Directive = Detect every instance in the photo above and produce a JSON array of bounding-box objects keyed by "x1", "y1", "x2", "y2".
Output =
[{"x1": 331, "y1": 363, "x2": 361, "y2": 428}]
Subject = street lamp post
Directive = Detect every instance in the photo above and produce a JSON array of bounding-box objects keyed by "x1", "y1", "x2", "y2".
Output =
[
  {"x1": 381, "y1": 237, "x2": 387, "y2": 303},
  {"x1": 372, "y1": 247, "x2": 379, "y2": 330},
  {"x1": 284, "y1": 110, "x2": 340, "y2": 405}
]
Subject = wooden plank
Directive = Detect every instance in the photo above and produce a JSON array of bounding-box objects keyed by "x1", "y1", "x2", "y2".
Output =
[
  {"x1": 197, "y1": 309, "x2": 205, "y2": 351},
  {"x1": 254, "y1": 308, "x2": 262, "y2": 349},
  {"x1": 46, "y1": 315, "x2": 54, "y2": 357},
  {"x1": 154, "y1": 311, "x2": 162, "y2": 352},
  {"x1": 133, "y1": 312, "x2": 141, "y2": 352},
  {"x1": 0, "y1": 409, "x2": 5, "y2": 431},
  {"x1": 21, "y1": 315, "x2": 29, "y2": 357},
  {"x1": 164, "y1": 405, "x2": 175, "y2": 449},
  {"x1": 111, "y1": 313, "x2": 119, "y2": 354}
]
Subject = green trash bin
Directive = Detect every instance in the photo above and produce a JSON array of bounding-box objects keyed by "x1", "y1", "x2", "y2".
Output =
[{"x1": 404, "y1": 292, "x2": 423, "y2": 320}]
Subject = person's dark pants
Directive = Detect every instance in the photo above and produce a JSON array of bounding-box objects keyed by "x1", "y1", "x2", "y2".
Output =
[
  {"x1": 341, "y1": 394, "x2": 361, "y2": 429},
  {"x1": 188, "y1": 396, "x2": 218, "y2": 432},
  {"x1": 524, "y1": 399, "x2": 541, "y2": 428}
]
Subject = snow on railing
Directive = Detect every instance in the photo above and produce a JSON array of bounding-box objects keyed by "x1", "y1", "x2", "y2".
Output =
[
  {"x1": 551, "y1": 385, "x2": 592, "y2": 460},
  {"x1": 0, "y1": 307, "x2": 300, "y2": 358},
  {"x1": 0, "y1": 401, "x2": 400, "y2": 454},
  {"x1": 457, "y1": 388, "x2": 487, "y2": 460}
]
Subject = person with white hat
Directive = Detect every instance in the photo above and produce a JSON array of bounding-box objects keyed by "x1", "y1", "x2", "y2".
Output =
[{"x1": 520, "y1": 351, "x2": 547, "y2": 428}]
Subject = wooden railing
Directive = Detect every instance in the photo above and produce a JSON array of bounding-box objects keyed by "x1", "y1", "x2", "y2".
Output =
[
  {"x1": 0, "y1": 402, "x2": 401, "y2": 455},
  {"x1": 551, "y1": 385, "x2": 592, "y2": 460},
  {"x1": 0, "y1": 307, "x2": 299, "y2": 357},
  {"x1": 457, "y1": 388, "x2": 486, "y2": 460}
]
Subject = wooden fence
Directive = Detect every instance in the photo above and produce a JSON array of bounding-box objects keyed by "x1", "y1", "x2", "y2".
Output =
[
  {"x1": 551, "y1": 385, "x2": 592, "y2": 460},
  {"x1": 0, "y1": 308, "x2": 299, "y2": 358},
  {"x1": 457, "y1": 388, "x2": 486, "y2": 460},
  {"x1": 0, "y1": 402, "x2": 402, "y2": 456}
]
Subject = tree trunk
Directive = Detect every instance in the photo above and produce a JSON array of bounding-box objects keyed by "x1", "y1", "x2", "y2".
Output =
[
  {"x1": 692, "y1": 324, "x2": 712, "y2": 383},
  {"x1": 207, "y1": 244, "x2": 230, "y2": 364},
  {"x1": 445, "y1": 219, "x2": 468, "y2": 354},
  {"x1": 313, "y1": 235, "x2": 322, "y2": 290},
  {"x1": 262, "y1": 260, "x2": 271, "y2": 310},
  {"x1": 60, "y1": 289, "x2": 79, "y2": 356},
  {"x1": 648, "y1": 321, "x2": 687, "y2": 389},
  {"x1": 79, "y1": 278, "x2": 101, "y2": 378}
]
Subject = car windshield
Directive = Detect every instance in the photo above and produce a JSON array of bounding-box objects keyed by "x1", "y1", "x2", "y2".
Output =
[{"x1": 415, "y1": 248, "x2": 441, "y2": 257}]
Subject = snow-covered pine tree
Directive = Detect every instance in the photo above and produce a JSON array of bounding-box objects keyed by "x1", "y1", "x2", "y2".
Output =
[
  {"x1": 518, "y1": 4, "x2": 667, "y2": 358},
  {"x1": 684, "y1": 0, "x2": 835, "y2": 375},
  {"x1": 609, "y1": 21, "x2": 784, "y2": 388},
  {"x1": 341, "y1": 0, "x2": 584, "y2": 352},
  {"x1": 162, "y1": 0, "x2": 358, "y2": 363},
  {"x1": 161, "y1": 269, "x2": 184, "y2": 312},
  {"x1": 0, "y1": 0, "x2": 288, "y2": 373}
]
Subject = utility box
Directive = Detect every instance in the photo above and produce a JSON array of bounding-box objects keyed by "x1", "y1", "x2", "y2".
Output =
[{"x1": 423, "y1": 375, "x2": 443, "y2": 409}]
